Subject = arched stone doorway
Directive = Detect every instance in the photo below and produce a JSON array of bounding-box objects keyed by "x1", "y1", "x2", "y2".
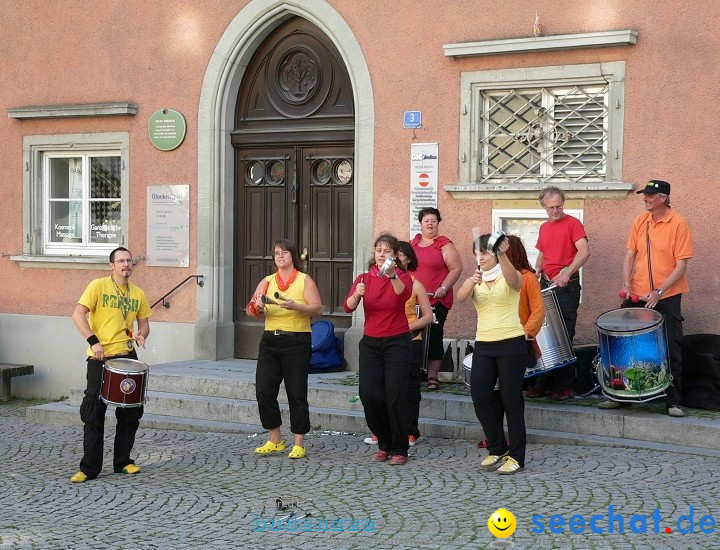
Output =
[
  {"x1": 194, "y1": 1, "x2": 374, "y2": 361},
  {"x1": 232, "y1": 17, "x2": 355, "y2": 357}
]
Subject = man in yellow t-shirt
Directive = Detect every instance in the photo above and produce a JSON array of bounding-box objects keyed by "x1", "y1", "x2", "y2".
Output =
[{"x1": 69, "y1": 247, "x2": 152, "y2": 482}]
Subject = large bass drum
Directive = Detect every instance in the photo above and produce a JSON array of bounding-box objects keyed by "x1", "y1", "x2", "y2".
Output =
[
  {"x1": 595, "y1": 308, "x2": 670, "y2": 402},
  {"x1": 525, "y1": 288, "x2": 576, "y2": 379}
]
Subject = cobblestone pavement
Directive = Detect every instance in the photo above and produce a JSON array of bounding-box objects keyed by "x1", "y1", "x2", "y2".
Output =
[{"x1": 2, "y1": 400, "x2": 720, "y2": 550}]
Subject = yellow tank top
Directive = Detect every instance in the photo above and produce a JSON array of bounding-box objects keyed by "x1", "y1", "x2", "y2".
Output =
[
  {"x1": 473, "y1": 275, "x2": 524, "y2": 342},
  {"x1": 263, "y1": 271, "x2": 312, "y2": 333}
]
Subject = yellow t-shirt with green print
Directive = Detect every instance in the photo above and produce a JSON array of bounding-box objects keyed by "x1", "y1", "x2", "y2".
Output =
[{"x1": 78, "y1": 276, "x2": 152, "y2": 357}]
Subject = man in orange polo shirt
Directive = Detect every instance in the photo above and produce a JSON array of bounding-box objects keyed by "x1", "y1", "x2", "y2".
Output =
[{"x1": 600, "y1": 180, "x2": 693, "y2": 416}]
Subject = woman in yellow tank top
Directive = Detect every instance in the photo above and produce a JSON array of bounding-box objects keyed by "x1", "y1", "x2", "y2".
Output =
[
  {"x1": 457, "y1": 234, "x2": 529, "y2": 475},
  {"x1": 248, "y1": 239, "x2": 323, "y2": 459}
]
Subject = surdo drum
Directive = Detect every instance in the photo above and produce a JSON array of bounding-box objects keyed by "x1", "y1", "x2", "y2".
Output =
[
  {"x1": 100, "y1": 358, "x2": 149, "y2": 407},
  {"x1": 462, "y1": 354, "x2": 500, "y2": 391},
  {"x1": 525, "y1": 288, "x2": 577, "y2": 379},
  {"x1": 594, "y1": 308, "x2": 670, "y2": 402}
]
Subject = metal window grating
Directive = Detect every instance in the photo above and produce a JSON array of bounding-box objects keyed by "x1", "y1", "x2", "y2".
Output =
[{"x1": 480, "y1": 85, "x2": 608, "y2": 184}]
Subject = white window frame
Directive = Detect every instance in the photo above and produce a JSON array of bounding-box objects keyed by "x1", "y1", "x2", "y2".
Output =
[
  {"x1": 459, "y1": 62, "x2": 625, "y2": 188},
  {"x1": 20, "y1": 133, "x2": 129, "y2": 263},
  {"x1": 492, "y1": 207, "x2": 584, "y2": 302}
]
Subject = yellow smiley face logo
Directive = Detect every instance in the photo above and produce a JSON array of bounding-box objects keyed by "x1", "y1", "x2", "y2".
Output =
[{"x1": 488, "y1": 508, "x2": 516, "y2": 538}]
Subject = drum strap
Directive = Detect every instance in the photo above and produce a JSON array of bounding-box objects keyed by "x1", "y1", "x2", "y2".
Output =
[{"x1": 646, "y1": 221, "x2": 655, "y2": 290}]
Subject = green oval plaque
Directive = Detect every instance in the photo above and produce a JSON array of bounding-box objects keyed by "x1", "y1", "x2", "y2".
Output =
[{"x1": 148, "y1": 109, "x2": 187, "y2": 151}]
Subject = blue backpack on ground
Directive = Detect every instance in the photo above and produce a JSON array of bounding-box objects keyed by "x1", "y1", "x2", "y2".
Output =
[{"x1": 310, "y1": 320, "x2": 345, "y2": 373}]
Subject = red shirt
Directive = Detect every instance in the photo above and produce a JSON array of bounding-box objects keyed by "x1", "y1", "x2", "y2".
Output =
[
  {"x1": 536, "y1": 215, "x2": 587, "y2": 279},
  {"x1": 345, "y1": 266, "x2": 413, "y2": 337},
  {"x1": 411, "y1": 233, "x2": 454, "y2": 309}
]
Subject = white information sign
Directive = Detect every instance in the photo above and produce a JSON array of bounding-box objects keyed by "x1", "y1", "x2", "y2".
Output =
[
  {"x1": 409, "y1": 143, "x2": 439, "y2": 238},
  {"x1": 147, "y1": 185, "x2": 190, "y2": 267}
]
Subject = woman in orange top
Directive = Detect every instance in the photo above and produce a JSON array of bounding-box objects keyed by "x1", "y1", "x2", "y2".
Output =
[
  {"x1": 398, "y1": 241, "x2": 433, "y2": 445},
  {"x1": 506, "y1": 235, "x2": 545, "y2": 349}
]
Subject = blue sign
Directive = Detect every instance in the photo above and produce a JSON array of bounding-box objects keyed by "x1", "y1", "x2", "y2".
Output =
[{"x1": 404, "y1": 111, "x2": 422, "y2": 129}]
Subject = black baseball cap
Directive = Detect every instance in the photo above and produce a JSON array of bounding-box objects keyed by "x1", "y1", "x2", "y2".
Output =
[{"x1": 637, "y1": 180, "x2": 671, "y2": 195}]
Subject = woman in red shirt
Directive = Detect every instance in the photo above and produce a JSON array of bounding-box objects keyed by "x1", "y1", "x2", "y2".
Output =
[{"x1": 345, "y1": 234, "x2": 413, "y2": 465}]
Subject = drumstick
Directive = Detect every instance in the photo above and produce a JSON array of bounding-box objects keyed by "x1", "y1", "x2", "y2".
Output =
[
  {"x1": 261, "y1": 295, "x2": 278, "y2": 305},
  {"x1": 471, "y1": 227, "x2": 482, "y2": 269},
  {"x1": 274, "y1": 291, "x2": 288, "y2": 301}
]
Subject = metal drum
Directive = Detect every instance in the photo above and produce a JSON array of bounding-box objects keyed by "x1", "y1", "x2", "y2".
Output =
[
  {"x1": 462, "y1": 353, "x2": 499, "y2": 390},
  {"x1": 100, "y1": 358, "x2": 149, "y2": 407},
  {"x1": 525, "y1": 288, "x2": 576, "y2": 379},
  {"x1": 595, "y1": 308, "x2": 670, "y2": 402}
]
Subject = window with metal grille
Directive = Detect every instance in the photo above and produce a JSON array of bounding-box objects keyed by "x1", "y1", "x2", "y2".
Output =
[
  {"x1": 481, "y1": 86, "x2": 607, "y2": 184},
  {"x1": 459, "y1": 62, "x2": 625, "y2": 189}
]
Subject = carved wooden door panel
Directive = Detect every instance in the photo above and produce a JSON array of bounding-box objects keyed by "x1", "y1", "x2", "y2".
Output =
[{"x1": 232, "y1": 17, "x2": 354, "y2": 358}]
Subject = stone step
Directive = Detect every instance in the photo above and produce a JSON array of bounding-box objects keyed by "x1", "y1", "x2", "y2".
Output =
[
  {"x1": 66, "y1": 379, "x2": 720, "y2": 452},
  {"x1": 27, "y1": 400, "x2": 720, "y2": 458},
  {"x1": 44, "y1": 358, "x2": 720, "y2": 453}
]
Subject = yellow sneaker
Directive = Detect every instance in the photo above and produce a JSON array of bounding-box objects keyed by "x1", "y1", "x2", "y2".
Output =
[
  {"x1": 255, "y1": 440, "x2": 286, "y2": 454},
  {"x1": 497, "y1": 456, "x2": 523, "y2": 475},
  {"x1": 70, "y1": 471, "x2": 88, "y2": 483},
  {"x1": 480, "y1": 453, "x2": 507, "y2": 471},
  {"x1": 288, "y1": 445, "x2": 307, "y2": 459},
  {"x1": 121, "y1": 464, "x2": 141, "y2": 475}
]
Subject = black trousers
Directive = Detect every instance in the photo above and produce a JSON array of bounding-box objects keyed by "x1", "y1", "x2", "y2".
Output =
[
  {"x1": 256, "y1": 331, "x2": 312, "y2": 435},
  {"x1": 622, "y1": 294, "x2": 683, "y2": 407},
  {"x1": 471, "y1": 337, "x2": 528, "y2": 467},
  {"x1": 359, "y1": 333, "x2": 411, "y2": 456},
  {"x1": 539, "y1": 277, "x2": 581, "y2": 392},
  {"x1": 79, "y1": 350, "x2": 143, "y2": 479},
  {"x1": 407, "y1": 339, "x2": 423, "y2": 438}
]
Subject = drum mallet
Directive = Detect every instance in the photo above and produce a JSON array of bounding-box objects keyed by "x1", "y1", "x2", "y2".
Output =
[{"x1": 618, "y1": 290, "x2": 639, "y2": 302}]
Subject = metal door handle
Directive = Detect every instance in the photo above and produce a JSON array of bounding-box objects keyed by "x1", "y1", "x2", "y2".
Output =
[{"x1": 300, "y1": 247, "x2": 308, "y2": 261}]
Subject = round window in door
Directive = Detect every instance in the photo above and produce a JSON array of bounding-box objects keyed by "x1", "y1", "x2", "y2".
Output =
[
  {"x1": 312, "y1": 159, "x2": 332, "y2": 185},
  {"x1": 267, "y1": 160, "x2": 285, "y2": 185},
  {"x1": 335, "y1": 159, "x2": 353, "y2": 184},
  {"x1": 246, "y1": 161, "x2": 264, "y2": 185}
]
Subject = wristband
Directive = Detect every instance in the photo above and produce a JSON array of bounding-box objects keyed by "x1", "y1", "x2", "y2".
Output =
[
  {"x1": 87, "y1": 335, "x2": 100, "y2": 346},
  {"x1": 655, "y1": 289, "x2": 664, "y2": 297}
]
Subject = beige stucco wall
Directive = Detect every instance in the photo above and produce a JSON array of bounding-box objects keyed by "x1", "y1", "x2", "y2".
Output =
[{"x1": 1, "y1": 0, "x2": 718, "y2": 395}]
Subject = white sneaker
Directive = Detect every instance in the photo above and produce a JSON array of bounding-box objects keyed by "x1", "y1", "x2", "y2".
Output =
[{"x1": 363, "y1": 435, "x2": 378, "y2": 445}]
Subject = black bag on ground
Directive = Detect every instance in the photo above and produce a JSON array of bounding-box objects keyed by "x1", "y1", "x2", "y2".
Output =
[{"x1": 680, "y1": 334, "x2": 720, "y2": 411}]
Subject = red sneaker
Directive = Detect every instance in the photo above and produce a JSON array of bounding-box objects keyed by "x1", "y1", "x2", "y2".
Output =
[
  {"x1": 371, "y1": 450, "x2": 389, "y2": 462},
  {"x1": 526, "y1": 385, "x2": 546, "y2": 398},
  {"x1": 389, "y1": 455, "x2": 408, "y2": 465},
  {"x1": 553, "y1": 388, "x2": 573, "y2": 401}
]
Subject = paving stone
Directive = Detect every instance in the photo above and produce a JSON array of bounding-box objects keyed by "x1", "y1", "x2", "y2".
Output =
[{"x1": 2, "y1": 399, "x2": 720, "y2": 549}]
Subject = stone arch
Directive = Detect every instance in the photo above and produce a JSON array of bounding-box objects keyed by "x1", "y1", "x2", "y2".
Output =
[{"x1": 194, "y1": 0, "x2": 373, "y2": 358}]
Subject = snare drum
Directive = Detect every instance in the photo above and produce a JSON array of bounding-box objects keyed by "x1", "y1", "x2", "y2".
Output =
[
  {"x1": 595, "y1": 308, "x2": 670, "y2": 402},
  {"x1": 462, "y1": 353, "x2": 499, "y2": 390},
  {"x1": 525, "y1": 289, "x2": 576, "y2": 378},
  {"x1": 100, "y1": 358, "x2": 149, "y2": 407}
]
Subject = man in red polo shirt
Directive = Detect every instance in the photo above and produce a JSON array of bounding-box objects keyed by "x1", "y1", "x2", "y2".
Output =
[
  {"x1": 599, "y1": 180, "x2": 693, "y2": 417},
  {"x1": 529, "y1": 186, "x2": 590, "y2": 401}
]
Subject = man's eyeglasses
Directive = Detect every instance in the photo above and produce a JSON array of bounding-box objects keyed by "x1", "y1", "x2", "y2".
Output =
[{"x1": 545, "y1": 205, "x2": 563, "y2": 211}]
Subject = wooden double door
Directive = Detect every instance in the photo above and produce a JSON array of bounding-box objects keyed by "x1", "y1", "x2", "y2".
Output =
[{"x1": 232, "y1": 17, "x2": 355, "y2": 357}]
